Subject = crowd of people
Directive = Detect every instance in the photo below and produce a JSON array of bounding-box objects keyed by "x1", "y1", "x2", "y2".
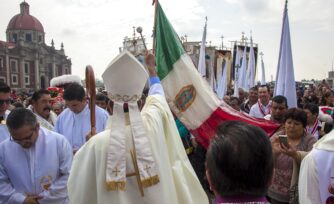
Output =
[{"x1": 0, "y1": 52, "x2": 333, "y2": 204}]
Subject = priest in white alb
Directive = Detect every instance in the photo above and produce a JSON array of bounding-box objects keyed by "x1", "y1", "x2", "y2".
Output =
[
  {"x1": 28, "y1": 89, "x2": 58, "y2": 131},
  {"x1": 68, "y1": 51, "x2": 209, "y2": 204},
  {"x1": 54, "y1": 83, "x2": 109, "y2": 152},
  {"x1": 0, "y1": 81, "x2": 11, "y2": 143},
  {"x1": 0, "y1": 108, "x2": 72, "y2": 204},
  {"x1": 0, "y1": 110, "x2": 10, "y2": 143}
]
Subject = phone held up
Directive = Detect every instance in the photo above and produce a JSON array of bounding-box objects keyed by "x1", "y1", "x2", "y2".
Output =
[{"x1": 278, "y1": 135, "x2": 289, "y2": 148}]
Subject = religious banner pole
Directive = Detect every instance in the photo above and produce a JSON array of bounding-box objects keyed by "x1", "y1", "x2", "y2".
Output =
[
  {"x1": 152, "y1": 0, "x2": 158, "y2": 54},
  {"x1": 85, "y1": 65, "x2": 96, "y2": 136}
]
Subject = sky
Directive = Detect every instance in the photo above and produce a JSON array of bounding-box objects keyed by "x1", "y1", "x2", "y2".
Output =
[{"x1": 0, "y1": 0, "x2": 333, "y2": 82}]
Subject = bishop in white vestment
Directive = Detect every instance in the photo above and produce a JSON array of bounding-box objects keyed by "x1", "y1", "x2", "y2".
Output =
[
  {"x1": 0, "y1": 109, "x2": 72, "y2": 204},
  {"x1": 68, "y1": 52, "x2": 208, "y2": 204}
]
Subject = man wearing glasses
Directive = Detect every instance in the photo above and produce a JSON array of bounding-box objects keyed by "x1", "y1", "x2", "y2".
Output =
[
  {"x1": 0, "y1": 81, "x2": 11, "y2": 143},
  {"x1": 0, "y1": 108, "x2": 72, "y2": 204}
]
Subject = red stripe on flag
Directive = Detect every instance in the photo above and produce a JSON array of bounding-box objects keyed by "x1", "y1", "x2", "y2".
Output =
[{"x1": 190, "y1": 106, "x2": 280, "y2": 149}]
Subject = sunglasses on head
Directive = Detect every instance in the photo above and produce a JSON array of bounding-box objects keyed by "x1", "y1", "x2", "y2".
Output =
[{"x1": 0, "y1": 99, "x2": 10, "y2": 106}]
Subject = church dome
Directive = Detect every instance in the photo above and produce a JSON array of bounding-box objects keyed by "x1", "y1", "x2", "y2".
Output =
[{"x1": 7, "y1": 1, "x2": 44, "y2": 33}]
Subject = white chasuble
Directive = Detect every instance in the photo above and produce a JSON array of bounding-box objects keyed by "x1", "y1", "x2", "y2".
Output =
[
  {"x1": 299, "y1": 132, "x2": 334, "y2": 204},
  {"x1": 68, "y1": 94, "x2": 209, "y2": 204}
]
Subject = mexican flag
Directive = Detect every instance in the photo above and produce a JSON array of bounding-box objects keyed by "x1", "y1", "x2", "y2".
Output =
[{"x1": 154, "y1": 2, "x2": 279, "y2": 148}]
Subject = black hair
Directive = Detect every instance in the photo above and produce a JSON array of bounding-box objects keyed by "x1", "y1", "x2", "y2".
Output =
[
  {"x1": 309, "y1": 95, "x2": 319, "y2": 105},
  {"x1": 0, "y1": 81, "x2": 10, "y2": 93},
  {"x1": 272, "y1": 95, "x2": 288, "y2": 108},
  {"x1": 303, "y1": 103, "x2": 319, "y2": 116},
  {"x1": 63, "y1": 83, "x2": 85, "y2": 101},
  {"x1": 323, "y1": 122, "x2": 333, "y2": 134},
  {"x1": 12, "y1": 102, "x2": 24, "y2": 108},
  {"x1": 258, "y1": 84, "x2": 270, "y2": 92},
  {"x1": 6, "y1": 108, "x2": 37, "y2": 130},
  {"x1": 31, "y1": 89, "x2": 50, "y2": 102},
  {"x1": 283, "y1": 108, "x2": 307, "y2": 128},
  {"x1": 96, "y1": 93, "x2": 108, "y2": 102},
  {"x1": 206, "y1": 121, "x2": 273, "y2": 197},
  {"x1": 230, "y1": 97, "x2": 241, "y2": 105},
  {"x1": 249, "y1": 86, "x2": 258, "y2": 92}
]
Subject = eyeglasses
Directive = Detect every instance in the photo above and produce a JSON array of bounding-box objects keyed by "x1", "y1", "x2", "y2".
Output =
[
  {"x1": 0, "y1": 99, "x2": 10, "y2": 106},
  {"x1": 10, "y1": 129, "x2": 35, "y2": 144}
]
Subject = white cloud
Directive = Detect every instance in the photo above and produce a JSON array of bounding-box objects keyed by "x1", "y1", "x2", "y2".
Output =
[{"x1": 0, "y1": 0, "x2": 333, "y2": 82}]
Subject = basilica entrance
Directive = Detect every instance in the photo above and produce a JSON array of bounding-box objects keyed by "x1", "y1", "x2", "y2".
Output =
[{"x1": 40, "y1": 75, "x2": 46, "y2": 89}]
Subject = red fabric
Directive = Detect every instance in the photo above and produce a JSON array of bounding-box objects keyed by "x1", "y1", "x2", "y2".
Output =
[
  {"x1": 47, "y1": 87, "x2": 64, "y2": 105},
  {"x1": 190, "y1": 106, "x2": 280, "y2": 149},
  {"x1": 320, "y1": 106, "x2": 333, "y2": 115}
]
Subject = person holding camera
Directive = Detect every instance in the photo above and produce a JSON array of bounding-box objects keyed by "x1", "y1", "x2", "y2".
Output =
[{"x1": 268, "y1": 108, "x2": 316, "y2": 204}]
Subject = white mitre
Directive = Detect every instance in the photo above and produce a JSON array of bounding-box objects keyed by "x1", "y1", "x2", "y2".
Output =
[{"x1": 102, "y1": 50, "x2": 159, "y2": 191}]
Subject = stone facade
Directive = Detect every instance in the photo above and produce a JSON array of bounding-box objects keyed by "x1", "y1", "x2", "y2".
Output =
[{"x1": 0, "y1": 1, "x2": 71, "y2": 91}]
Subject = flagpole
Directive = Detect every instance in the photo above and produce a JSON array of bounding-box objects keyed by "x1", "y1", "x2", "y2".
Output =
[{"x1": 152, "y1": 0, "x2": 158, "y2": 54}]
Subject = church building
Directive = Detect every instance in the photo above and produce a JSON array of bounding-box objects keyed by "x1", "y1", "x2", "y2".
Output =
[{"x1": 0, "y1": 1, "x2": 71, "y2": 91}]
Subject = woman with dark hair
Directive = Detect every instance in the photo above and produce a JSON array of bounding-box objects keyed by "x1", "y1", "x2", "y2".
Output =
[
  {"x1": 229, "y1": 97, "x2": 241, "y2": 111},
  {"x1": 268, "y1": 108, "x2": 316, "y2": 204},
  {"x1": 206, "y1": 121, "x2": 273, "y2": 204},
  {"x1": 320, "y1": 90, "x2": 334, "y2": 107}
]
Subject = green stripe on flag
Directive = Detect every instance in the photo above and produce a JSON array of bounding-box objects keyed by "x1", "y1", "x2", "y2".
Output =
[{"x1": 155, "y1": 3, "x2": 185, "y2": 80}]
